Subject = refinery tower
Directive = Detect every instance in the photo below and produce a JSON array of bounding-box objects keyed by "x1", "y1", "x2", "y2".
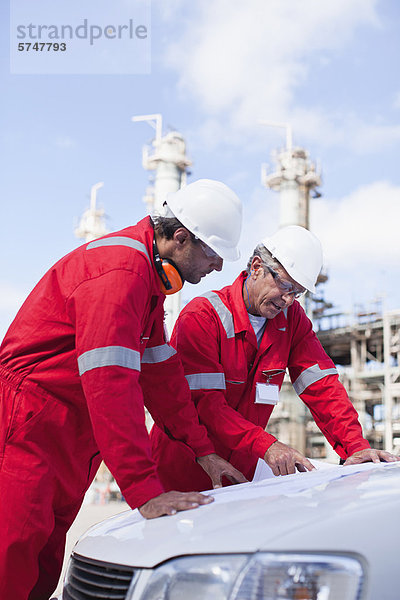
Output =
[{"x1": 132, "y1": 114, "x2": 191, "y2": 334}]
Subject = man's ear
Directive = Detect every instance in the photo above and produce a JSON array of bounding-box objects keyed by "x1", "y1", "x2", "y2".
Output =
[
  {"x1": 251, "y1": 256, "x2": 262, "y2": 272},
  {"x1": 173, "y1": 228, "x2": 191, "y2": 246}
]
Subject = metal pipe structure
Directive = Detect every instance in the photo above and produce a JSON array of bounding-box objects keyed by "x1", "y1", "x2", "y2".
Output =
[
  {"x1": 75, "y1": 181, "x2": 108, "y2": 243},
  {"x1": 132, "y1": 114, "x2": 192, "y2": 333},
  {"x1": 260, "y1": 122, "x2": 321, "y2": 230},
  {"x1": 384, "y1": 312, "x2": 394, "y2": 452}
]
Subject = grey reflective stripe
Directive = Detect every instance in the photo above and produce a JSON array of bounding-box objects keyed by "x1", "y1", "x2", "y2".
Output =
[
  {"x1": 141, "y1": 344, "x2": 177, "y2": 364},
  {"x1": 201, "y1": 291, "x2": 235, "y2": 339},
  {"x1": 293, "y1": 363, "x2": 338, "y2": 395},
  {"x1": 283, "y1": 308, "x2": 288, "y2": 319},
  {"x1": 78, "y1": 346, "x2": 141, "y2": 376},
  {"x1": 86, "y1": 237, "x2": 151, "y2": 265},
  {"x1": 186, "y1": 372, "x2": 226, "y2": 390}
]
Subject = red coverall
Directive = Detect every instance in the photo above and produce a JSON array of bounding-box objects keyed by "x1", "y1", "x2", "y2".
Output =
[
  {"x1": 0, "y1": 216, "x2": 214, "y2": 600},
  {"x1": 151, "y1": 271, "x2": 370, "y2": 491}
]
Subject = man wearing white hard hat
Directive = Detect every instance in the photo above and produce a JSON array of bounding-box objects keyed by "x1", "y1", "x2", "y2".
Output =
[
  {"x1": 151, "y1": 225, "x2": 399, "y2": 491},
  {"x1": 0, "y1": 179, "x2": 246, "y2": 600}
]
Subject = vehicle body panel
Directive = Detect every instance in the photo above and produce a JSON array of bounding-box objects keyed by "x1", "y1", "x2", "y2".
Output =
[{"x1": 72, "y1": 462, "x2": 400, "y2": 600}]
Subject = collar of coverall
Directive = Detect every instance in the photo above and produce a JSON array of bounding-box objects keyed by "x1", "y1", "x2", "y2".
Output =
[{"x1": 228, "y1": 271, "x2": 290, "y2": 336}]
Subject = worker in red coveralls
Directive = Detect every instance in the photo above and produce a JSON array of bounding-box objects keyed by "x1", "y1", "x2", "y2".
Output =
[
  {"x1": 151, "y1": 225, "x2": 399, "y2": 492},
  {"x1": 0, "y1": 179, "x2": 247, "y2": 600}
]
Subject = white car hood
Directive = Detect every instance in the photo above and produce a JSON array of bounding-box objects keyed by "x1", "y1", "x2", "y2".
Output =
[{"x1": 74, "y1": 462, "x2": 400, "y2": 568}]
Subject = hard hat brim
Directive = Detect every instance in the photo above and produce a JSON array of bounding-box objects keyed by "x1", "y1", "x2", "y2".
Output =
[{"x1": 166, "y1": 192, "x2": 241, "y2": 262}]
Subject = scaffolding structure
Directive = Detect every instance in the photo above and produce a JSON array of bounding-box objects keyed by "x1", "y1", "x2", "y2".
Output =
[{"x1": 267, "y1": 307, "x2": 400, "y2": 460}]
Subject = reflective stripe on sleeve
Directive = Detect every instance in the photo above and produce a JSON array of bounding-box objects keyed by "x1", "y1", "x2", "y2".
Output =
[
  {"x1": 86, "y1": 237, "x2": 151, "y2": 265},
  {"x1": 201, "y1": 291, "x2": 235, "y2": 339},
  {"x1": 186, "y1": 372, "x2": 226, "y2": 390},
  {"x1": 292, "y1": 363, "x2": 338, "y2": 395},
  {"x1": 78, "y1": 346, "x2": 141, "y2": 376},
  {"x1": 141, "y1": 344, "x2": 177, "y2": 364}
]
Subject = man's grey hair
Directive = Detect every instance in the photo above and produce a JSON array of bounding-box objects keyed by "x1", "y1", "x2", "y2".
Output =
[{"x1": 246, "y1": 244, "x2": 281, "y2": 274}]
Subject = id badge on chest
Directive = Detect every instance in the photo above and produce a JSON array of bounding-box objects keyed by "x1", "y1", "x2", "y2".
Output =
[
  {"x1": 255, "y1": 382, "x2": 279, "y2": 405},
  {"x1": 255, "y1": 368, "x2": 285, "y2": 405}
]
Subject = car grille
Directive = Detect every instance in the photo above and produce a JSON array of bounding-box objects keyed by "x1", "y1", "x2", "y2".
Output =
[{"x1": 63, "y1": 553, "x2": 138, "y2": 599}]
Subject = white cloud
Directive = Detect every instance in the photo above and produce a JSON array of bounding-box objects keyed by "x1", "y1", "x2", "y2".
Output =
[
  {"x1": 311, "y1": 181, "x2": 400, "y2": 268},
  {"x1": 55, "y1": 136, "x2": 76, "y2": 149},
  {"x1": 160, "y1": 0, "x2": 381, "y2": 147},
  {"x1": 292, "y1": 111, "x2": 400, "y2": 154},
  {"x1": 345, "y1": 119, "x2": 400, "y2": 154},
  {"x1": 154, "y1": 0, "x2": 187, "y2": 22}
]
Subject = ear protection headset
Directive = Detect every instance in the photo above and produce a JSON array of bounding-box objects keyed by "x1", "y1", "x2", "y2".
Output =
[{"x1": 152, "y1": 238, "x2": 183, "y2": 295}]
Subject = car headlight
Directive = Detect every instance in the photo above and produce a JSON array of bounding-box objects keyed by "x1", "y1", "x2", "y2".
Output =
[
  {"x1": 231, "y1": 553, "x2": 363, "y2": 600},
  {"x1": 133, "y1": 553, "x2": 363, "y2": 600},
  {"x1": 136, "y1": 555, "x2": 248, "y2": 600}
]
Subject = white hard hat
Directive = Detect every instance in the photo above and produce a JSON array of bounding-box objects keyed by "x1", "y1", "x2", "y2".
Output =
[
  {"x1": 165, "y1": 179, "x2": 242, "y2": 261},
  {"x1": 262, "y1": 225, "x2": 323, "y2": 293}
]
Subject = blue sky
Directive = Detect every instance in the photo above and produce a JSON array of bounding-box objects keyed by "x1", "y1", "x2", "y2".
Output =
[{"x1": 1, "y1": 0, "x2": 400, "y2": 338}]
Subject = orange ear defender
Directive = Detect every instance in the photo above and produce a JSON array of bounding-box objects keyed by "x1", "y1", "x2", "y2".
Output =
[{"x1": 152, "y1": 238, "x2": 183, "y2": 295}]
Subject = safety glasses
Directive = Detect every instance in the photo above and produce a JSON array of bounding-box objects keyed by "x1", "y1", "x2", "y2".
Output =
[
  {"x1": 266, "y1": 266, "x2": 306, "y2": 299},
  {"x1": 196, "y1": 238, "x2": 222, "y2": 261}
]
